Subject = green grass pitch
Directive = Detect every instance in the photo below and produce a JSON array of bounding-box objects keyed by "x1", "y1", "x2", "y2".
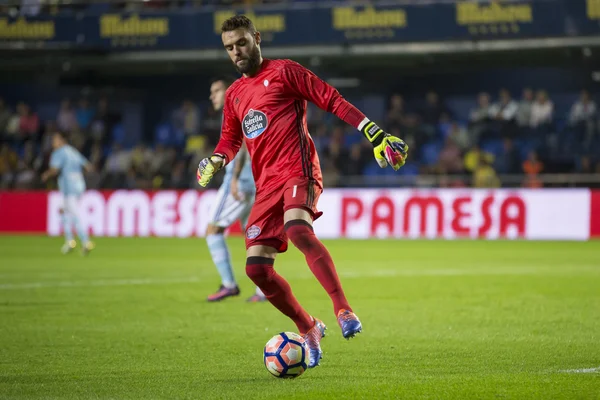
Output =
[{"x1": 0, "y1": 236, "x2": 599, "y2": 399}]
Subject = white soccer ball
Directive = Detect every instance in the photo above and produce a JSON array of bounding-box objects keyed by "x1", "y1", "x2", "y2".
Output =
[{"x1": 263, "y1": 332, "x2": 308, "y2": 378}]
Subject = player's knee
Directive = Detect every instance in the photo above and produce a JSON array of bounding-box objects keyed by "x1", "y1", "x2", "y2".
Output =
[
  {"x1": 285, "y1": 220, "x2": 316, "y2": 251},
  {"x1": 245, "y1": 257, "x2": 275, "y2": 284}
]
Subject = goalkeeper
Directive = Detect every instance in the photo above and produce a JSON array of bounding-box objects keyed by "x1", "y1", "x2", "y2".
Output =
[{"x1": 198, "y1": 15, "x2": 408, "y2": 369}]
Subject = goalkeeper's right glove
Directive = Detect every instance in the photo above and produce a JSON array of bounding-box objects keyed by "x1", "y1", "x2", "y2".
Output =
[
  {"x1": 360, "y1": 120, "x2": 409, "y2": 171},
  {"x1": 197, "y1": 155, "x2": 225, "y2": 187}
]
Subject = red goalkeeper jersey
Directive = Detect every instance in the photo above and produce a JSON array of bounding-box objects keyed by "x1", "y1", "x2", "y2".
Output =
[{"x1": 214, "y1": 58, "x2": 366, "y2": 193}]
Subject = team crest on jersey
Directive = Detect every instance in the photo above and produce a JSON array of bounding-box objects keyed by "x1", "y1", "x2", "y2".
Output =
[
  {"x1": 246, "y1": 225, "x2": 261, "y2": 239},
  {"x1": 242, "y1": 109, "x2": 268, "y2": 139}
]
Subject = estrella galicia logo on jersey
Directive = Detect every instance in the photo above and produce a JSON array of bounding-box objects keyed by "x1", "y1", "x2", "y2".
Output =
[
  {"x1": 246, "y1": 225, "x2": 261, "y2": 239},
  {"x1": 242, "y1": 109, "x2": 268, "y2": 139}
]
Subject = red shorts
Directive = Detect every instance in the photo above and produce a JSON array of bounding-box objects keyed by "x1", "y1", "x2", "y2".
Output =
[{"x1": 245, "y1": 176, "x2": 323, "y2": 253}]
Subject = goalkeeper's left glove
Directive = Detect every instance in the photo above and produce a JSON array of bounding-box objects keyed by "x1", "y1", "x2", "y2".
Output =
[
  {"x1": 360, "y1": 120, "x2": 409, "y2": 171},
  {"x1": 197, "y1": 155, "x2": 225, "y2": 187}
]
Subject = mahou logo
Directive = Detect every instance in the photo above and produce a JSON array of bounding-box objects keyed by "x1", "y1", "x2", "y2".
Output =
[{"x1": 242, "y1": 109, "x2": 268, "y2": 139}]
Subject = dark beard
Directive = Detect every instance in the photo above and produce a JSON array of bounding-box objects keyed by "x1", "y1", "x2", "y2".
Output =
[{"x1": 234, "y1": 46, "x2": 261, "y2": 75}]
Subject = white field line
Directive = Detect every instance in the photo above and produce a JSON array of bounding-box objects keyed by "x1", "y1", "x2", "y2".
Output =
[
  {"x1": 559, "y1": 366, "x2": 600, "y2": 373},
  {"x1": 0, "y1": 266, "x2": 598, "y2": 291},
  {"x1": 0, "y1": 277, "x2": 200, "y2": 290}
]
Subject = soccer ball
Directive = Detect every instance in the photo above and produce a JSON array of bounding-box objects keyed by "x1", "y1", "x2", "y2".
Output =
[{"x1": 263, "y1": 332, "x2": 308, "y2": 378}]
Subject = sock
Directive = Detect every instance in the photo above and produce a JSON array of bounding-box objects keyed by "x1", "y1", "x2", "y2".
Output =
[
  {"x1": 206, "y1": 234, "x2": 236, "y2": 288},
  {"x1": 73, "y1": 215, "x2": 89, "y2": 244},
  {"x1": 246, "y1": 257, "x2": 313, "y2": 334},
  {"x1": 285, "y1": 220, "x2": 352, "y2": 315},
  {"x1": 62, "y1": 213, "x2": 74, "y2": 243},
  {"x1": 255, "y1": 286, "x2": 265, "y2": 297}
]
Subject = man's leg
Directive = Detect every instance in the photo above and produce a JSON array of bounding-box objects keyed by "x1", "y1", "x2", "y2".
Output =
[
  {"x1": 239, "y1": 194, "x2": 266, "y2": 303},
  {"x1": 60, "y1": 202, "x2": 75, "y2": 254},
  {"x1": 205, "y1": 187, "x2": 242, "y2": 302},
  {"x1": 282, "y1": 178, "x2": 362, "y2": 339},
  {"x1": 66, "y1": 195, "x2": 93, "y2": 255},
  {"x1": 244, "y1": 193, "x2": 326, "y2": 368},
  {"x1": 245, "y1": 244, "x2": 326, "y2": 368},
  {"x1": 205, "y1": 223, "x2": 240, "y2": 301},
  {"x1": 245, "y1": 245, "x2": 313, "y2": 332}
]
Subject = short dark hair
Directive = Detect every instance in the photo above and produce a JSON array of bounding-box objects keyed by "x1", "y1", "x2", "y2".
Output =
[
  {"x1": 221, "y1": 15, "x2": 256, "y2": 34},
  {"x1": 211, "y1": 75, "x2": 236, "y2": 88},
  {"x1": 53, "y1": 130, "x2": 68, "y2": 143},
  {"x1": 53, "y1": 130, "x2": 67, "y2": 139}
]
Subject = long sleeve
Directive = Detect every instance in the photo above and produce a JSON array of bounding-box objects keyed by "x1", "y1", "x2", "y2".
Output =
[
  {"x1": 280, "y1": 62, "x2": 366, "y2": 129},
  {"x1": 213, "y1": 94, "x2": 243, "y2": 165}
]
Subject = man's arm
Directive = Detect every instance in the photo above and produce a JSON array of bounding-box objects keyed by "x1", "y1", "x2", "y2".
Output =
[
  {"x1": 232, "y1": 144, "x2": 248, "y2": 180},
  {"x1": 280, "y1": 61, "x2": 408, "y2": 170},
  {"x1": 213, "y1": 95, "x2": 244, "y2": 166},
  {"x1": 42, "y1": 152, "x2": 61, "y2": 182},
  {"x1": 41, "y1": 167, "x2": 59, "y2": 182},
  {"x1": 230, "y1": 144, "x2": 249, "y2": 201},
  {"x1": 280, "y1": 62, "x2": 365, "y2": 129}
]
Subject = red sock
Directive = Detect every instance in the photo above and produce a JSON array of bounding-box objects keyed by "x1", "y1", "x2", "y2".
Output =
[
  {"x1": 285, "y1": 220, "x2": 352, "y2": 314},
  {"x1": 246, "y1": 257, "x2": 314, "y2": 334}
]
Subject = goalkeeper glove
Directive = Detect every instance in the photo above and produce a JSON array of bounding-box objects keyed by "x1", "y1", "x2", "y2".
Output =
[
  {"x1": 360, "y1": 120, "x2": 409, "y2": 171},
  {"x1": 197, "y1": 155, "x2": 225, "y2": 187}
]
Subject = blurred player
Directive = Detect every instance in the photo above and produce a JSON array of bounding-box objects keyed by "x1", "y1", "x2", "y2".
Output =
[
  {"x1": 205, "y1": 77, "x2": 266, "y2": 303},
  {"x1": 197, "y1": 16, "x2": 408, "y2": 368},
  {"x1": 42, "y1": 131, "x2": 94, "y2": 255}
]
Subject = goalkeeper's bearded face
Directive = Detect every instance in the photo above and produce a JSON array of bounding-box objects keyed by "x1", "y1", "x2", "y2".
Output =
[{"x1": 222, "y1": 29, "x2": 262, "y2": 76}]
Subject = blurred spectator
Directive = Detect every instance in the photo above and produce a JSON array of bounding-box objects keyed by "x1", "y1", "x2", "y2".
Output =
[
  {"x1": 522, "y1": 151, "x2": 543, "y2": 188},
  {"x1": 490, "y1": 88, "x2": 518, "y2": 138},
  {"x1": 569, "y1": 90, "x2": 597, "y2": 125},
  {"x1": 0, "y1": 143, "x2": 18, "y2": 188},
  {"x1": 89, "y1": 142, "x2": 105, "y2": 169},
  {"x1": 157, "y1": 148, "x2": 178, "y2": 186},
  {"x1": 0, "y1": 98, "x2": 11, "y2": 137},
  {"x1": 490, "y1": 89, "x2": 518, "y2": 123},
  {"x1": 86, "y1": 142, "x2": 105, "y2": 189},
  {"x1": 103, "y1": 143, "x2": 131, "y2": 187},
  {"x1": 342, "y1": 143, "x2": 368, "y2": 178},
  {"x1": 91, "y1": 97, "x2": 121, "y2": 146},
  {"x1": 530, "y1": 90, "x2": 554, "y2": 128},
  {"x1": 437, "y1": 137, "x2": 463, "y2": 174},
  {"x1": 468, "y1": 92, "x2": 492, "y2": 142},
  {"x1": 201, "y1": 102, "x2": 222, "y2": 146},
  {"x1": 76, "y1": 99, "x2": 95, "y2": 131},
  {"x1": 131, "y1": 143, "x2": 152, "y2": 172},
  {"x1": 569, "y1": 90, "x2": 597, "y2": 145},
  {"x1": 323, "y1": 138, "x2": 347, "y2": 175},
  {"x1": 5, "y1": 106, "x2": 21, "y2": 139},
  {"x1": 125, "y1": 167, "x2": 139, "y2": 190},
  {"x1": 464, "y1": 144, "x2": 494, "y2": 173},
  {"x1": 473, "y1": 154, "x2": 500, "y2": 188},
  {"x1": 69, "y1": 127, "x2": 87, "y2": 153},
  {"x1": 516, "y1": 88, "x2": 534, "y2": 128},
  {"x1": 149, "y1": 144, "x2": 169, "y2": 176},
  {"x1": 13, "y1": 159, "x2": 36, "y2": 190},
  {"x1": 421, "y1": 91, "x2": 448, "y2": 126},
  {"x1": 17, "y1": 102, "x2": 40, "y2": 142},
  {"x1": 170, "y1": 160, "x2": 189, "y2": 189},
  {"x1": 494, "y1": 138, "x2": 521, "y2": 174},
  {"x1": 174, "y1": 100, "x2": 200, "y2": 137},
  {"x1": 57, "y1": 99, "x2": 77, "y2": 133},
  {"x1": 312, "y1": 124, "x2": 329, "y2": 154},
  {"x1": 448, "y1": 122, "x2": 470, "y2": 150},
  {"x1": 386, "y1": 94, "x2": 406, "y2": 130}
]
